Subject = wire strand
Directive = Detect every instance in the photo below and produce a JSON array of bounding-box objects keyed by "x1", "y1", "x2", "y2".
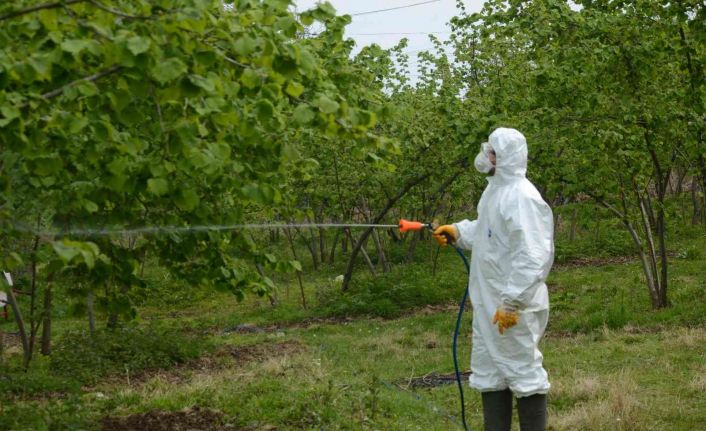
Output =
[{"x1": 351, "y1": 0, "x2": 441, "y2": 17}]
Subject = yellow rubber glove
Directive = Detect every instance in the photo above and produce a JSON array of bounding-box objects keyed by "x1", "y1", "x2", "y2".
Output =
[
  {"x1": 433, "y1": 225, "x2": 459, "y2": 246},
  {"x1": 492, "y1": 305, "x2": 519, "y2": 335}
]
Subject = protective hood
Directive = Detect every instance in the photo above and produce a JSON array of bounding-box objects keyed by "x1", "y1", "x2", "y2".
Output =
[{"x1": 488, "y1": 128, "x2": 528, "y2": 183}]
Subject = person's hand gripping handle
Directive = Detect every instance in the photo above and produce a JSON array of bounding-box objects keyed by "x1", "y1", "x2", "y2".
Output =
[{"x1": 433, "y1": 223, "x2": 459, "y2": 246}]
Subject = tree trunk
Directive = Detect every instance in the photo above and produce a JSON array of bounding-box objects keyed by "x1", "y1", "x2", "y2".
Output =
[
  {"x1": 701, "y1": 164, "x2": 706, "y2": 225},
  {"x1": 678, "y1": 24, "x2": 706, "y2": 225},
  {"x1": 342, "y1": 171, "x2": 431, "y2": 291},
  {"x1": 345, "y1": 229, "x2": 376, "y2": 276},
  {"x1": 105, "y1": 277, "x2": 115, "y2": 329},
  {"x1": 656, "y1": 201, "x2": 669, "y2": 308},
  {"x1": 676, "y1": 169, "x2": 687, "y2": 194},
  {"x1": 318, "y1": 228, "x2": 326, "y2": 265},
  {"x1": 598, "y1": 198, "x2": 663, "y2": 309},
  {"x1": 300, "y1": 226, "x2": 319, "y2": 271},
  {"x1": 342, "y1": 229, "x2": 349, "y2": 253},
  {"x1": 87, "y1": 291, "x2": 96, "y2": 336},
  {"x1": 284, "y1": 228, "x2": 306, "y2": 309},
  {"x1": 554, "y1": 212, "x2": 563, "y2": 234},
  {"x1": 5, "y1": 287, "x2": 31, "y2": 367},
  {"x1": 40, "y1": 283, "x2": 52, "y2": 355},
  {"x1": 328, "y1": 228, "x2": 341, "y2": 264},
  {"x1": 637, "y1": 194, "x2": 660, "y2": 302},
  {"x1": 372, "y1": 229, "x2": 390, "y2": 272},
  {"x1": 362, "y1": 198, "x2": 390, "y2": 273},
  {"x1": 569, "y1": 206, "x2": 578, "y2": 241},
  {"x1": 28, "y1": 235, "x2": 40, "y2": 363},
  {"x1": 692, "y1": 177, "x2": 702, "y2": 225}
]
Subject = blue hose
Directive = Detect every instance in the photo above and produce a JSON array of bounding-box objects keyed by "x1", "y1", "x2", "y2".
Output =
[{"x1": 451, "y1": 244, "x2": 471, "y2": 431}]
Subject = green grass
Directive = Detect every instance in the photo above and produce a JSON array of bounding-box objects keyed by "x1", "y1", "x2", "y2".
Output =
[{"x1": 1, "y1": 213, "x2": 705, "y2": 430}]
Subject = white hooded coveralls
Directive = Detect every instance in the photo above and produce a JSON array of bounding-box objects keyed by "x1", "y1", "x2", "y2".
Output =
[{"x1": 454, "y1": 128, "x2": 553, "y2": 397}]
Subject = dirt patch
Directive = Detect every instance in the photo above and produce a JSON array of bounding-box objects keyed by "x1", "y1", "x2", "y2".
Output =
[
  {"x1": 221, "y1": 340, "x2": 305, "y2": 365},
  {"x1": 555, "y1": 255, "x2": 637, "y2": 269},
  {"x1": 555, "y1": 251, "x2": 679, "y2": 270},
  {"x1": 90, "y1": 341, "x2": 307, "y2": 389},
  {"x1": 101, "y1": 407, "x2": 236, "y2": 431},
  {"x1": 216, "y1": 305, "x2": 462, "y2": 336},
  {"x1": 396, "y1": 371, "x2": 472, "y2": 389}
]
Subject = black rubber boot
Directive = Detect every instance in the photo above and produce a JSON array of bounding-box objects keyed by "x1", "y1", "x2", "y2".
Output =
[
  {"x1": 517, "y1": 393, "x2": 547, "y2": 431},
  {"x1": 481, "y1": 389, "x2": 513, "y2": 431}
]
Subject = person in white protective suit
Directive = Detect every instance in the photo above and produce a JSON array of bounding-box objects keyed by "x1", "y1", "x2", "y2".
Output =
[{"x1": 433, "y1": 128, "x2": 554, "y2": 431}]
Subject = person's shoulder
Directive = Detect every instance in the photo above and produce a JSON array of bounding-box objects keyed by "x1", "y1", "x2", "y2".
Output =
[
  {"x1": 509, "y1": 180, "x2": 551, "y2": 210},
  {"x1": 514, "y1": 179, "x2": 542, "y2": 199}
]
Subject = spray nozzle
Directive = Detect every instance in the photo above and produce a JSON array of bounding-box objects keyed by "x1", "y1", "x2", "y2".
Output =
[{"x1": 398, "y1": 219, "x2": 433, "y2": 233}]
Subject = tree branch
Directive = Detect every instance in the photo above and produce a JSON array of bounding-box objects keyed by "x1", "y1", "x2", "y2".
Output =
[
  {"x1": 0, "y1": 0, "x2": 85, "y2": 21},
  {"x1": 341, "y1": 170, "x2": 433, "y2": 291},
  {"x1": 41, "y1": 65, "x2": 122, "y2": 100}
]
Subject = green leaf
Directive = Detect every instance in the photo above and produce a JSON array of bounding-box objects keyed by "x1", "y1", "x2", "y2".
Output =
[
  {"x1": 290, "y1": 260, "x2": 302, "y2": 272},
  {"x1": 256, "y1": 99, "x2": 274, "y2": 123},
  {"x1": 151, "y1": 58, "x2": 187, "y2": 84},
  {"x1": 285, "y1": 80, "x2": 305, "y2": 98},
  {"x1": 127, "y1": 36, "x2": 151, "y2": 55},
  {"x1": 314, "y1": 95, "x2": 339, "y2": 114},
  {"x1": 293, "y1": 104, "x2": 315, "y2": 124},
  {"x1": 83, "y1": 200, "x2": 99, "y2": 213},
  {"x1": 28, "y1": 54, "x2": 52, "y2": 79},
  {"x1": 240, "y1": 68, "x2": 260, "y2": 89},
  {"x1": 194, "y1": 51, "x2": 216, "y2": 66},
  {"x1": 69, "y1": 116, "x2": 89, "y2": 133},
  {"x1": 175, "y1": 188, "x2": 200, "y2": 211},
  {"x1": 52, "y1": 241, "x2": 80, "y2": 264},
  {"x1": 299, "y1": 12, "x2": 314, "y2": 26},
  {"x1": 188, "y1": 74, "x2": 215, "y2": 93},
  {"x1": 32, "y1": 157, "x2": 62, "y2": 176},
  {"x1": 107, "y1": 157, "x2": 128, "y2": 175},
  {"x1": 61, "y1": 39, "x2": 91, "y2": 55},
  {"x1": 0, "y1": 105, "x2": 20, "y2": 126},
  {"x1": 233, "y1": 35, "x2": 257, "y2": 57},
  {"x1": 147, "y1": 178, "x2": 169, "y2": 196},
  {"x1": 3, "y1": 252, "x2": 23, "y2": 271},
  {"x1": 316, "y1": 2, "x2": 337, "y2": 17},
  {"x1": 241, "y1": 183, "x2": 266, "y2": 204}
]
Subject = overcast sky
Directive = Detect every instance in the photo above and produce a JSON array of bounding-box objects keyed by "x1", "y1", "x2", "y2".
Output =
[{"x1": 294, "y1": 0, "x2": 486, "y2": 69}]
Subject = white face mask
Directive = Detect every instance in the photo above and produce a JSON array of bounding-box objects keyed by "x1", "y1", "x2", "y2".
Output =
[{"x1": 474, "y1": 142, "x2": 494, "y2": 173}]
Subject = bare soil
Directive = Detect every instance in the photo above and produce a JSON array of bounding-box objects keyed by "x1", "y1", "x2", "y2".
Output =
[
  {"x1": 396, "y1": 370, "x2": 473, "y2": 389},
  {"x1": 101, "y1": 407, "x2": 236, "y2": 431},
  {"x1": 220, "y1": 340, "x2": 305, "y2": 364}
]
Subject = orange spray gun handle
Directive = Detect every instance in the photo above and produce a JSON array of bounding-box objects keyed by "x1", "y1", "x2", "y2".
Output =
[
  {"x1": 398, "y1": 219, "x2": 455, "y2": 244},
  {"x1": 398, "y1": 219, "x2": 427, "y2": 232}
]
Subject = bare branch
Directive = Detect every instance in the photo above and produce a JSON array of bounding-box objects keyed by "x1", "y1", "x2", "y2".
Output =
[
  {"x1": 41, "y1": 65, "x2": 122, "y2": 100},
  {"x1": 222, "y1": 55, "x2": 249, "y2": 68},
  {"x1": 0, "y1": 0, "x2": 85, "y2": 21}
]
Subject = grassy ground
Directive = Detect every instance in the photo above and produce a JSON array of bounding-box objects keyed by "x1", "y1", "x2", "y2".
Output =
[{"x1": 1, "y1": 220, "x2": 705, "y2": 430}]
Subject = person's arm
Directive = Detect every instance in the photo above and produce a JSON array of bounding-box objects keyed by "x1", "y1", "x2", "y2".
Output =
[
  {"x1": 500, "y1": 195, "x2": 554, "y2": 309},
  {"x1": 453, "y1": 219, "x2": 478, "y2": 251}
]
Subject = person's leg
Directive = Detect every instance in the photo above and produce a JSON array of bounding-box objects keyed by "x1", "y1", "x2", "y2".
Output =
[
  {"x1": 517, "y1": 393, "x2": 547, "y2": 431},
  {"x1": 482, "y1": 389, "x2": 513, "y2": 431}
]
